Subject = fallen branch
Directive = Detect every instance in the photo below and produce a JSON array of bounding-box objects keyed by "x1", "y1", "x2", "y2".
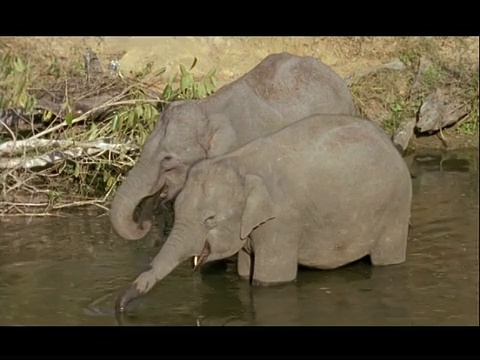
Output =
[
  {"x1": 0, "y1": 213, "x2": 67, "y2": 217},
  {"x1": 0, "y1": 139, "x2": 139, "y2": 169},
  {"x1": 28, "y1": 90, "x2": 162, "y2": 141},
  {"x1": 0, "y1": 138, "x2": 139, "y2": 155}
]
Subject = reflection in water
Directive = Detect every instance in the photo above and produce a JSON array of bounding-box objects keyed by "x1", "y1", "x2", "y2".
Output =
[{"x1": 0, "y1": 150, "x2": 478, "y2": 325}]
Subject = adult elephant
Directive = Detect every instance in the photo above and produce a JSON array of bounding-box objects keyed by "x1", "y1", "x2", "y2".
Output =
[{"x1": 110, "y1": 52, "x2": 356, "y2": 241}]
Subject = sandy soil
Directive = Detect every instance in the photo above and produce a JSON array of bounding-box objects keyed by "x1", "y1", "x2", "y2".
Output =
[{"x1": 2, "y1": 36, "x2": 478, "y2": 150}]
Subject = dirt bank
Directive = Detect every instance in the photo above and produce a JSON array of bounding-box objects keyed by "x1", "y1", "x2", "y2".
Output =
[
  {"x1": 0, "y1": 36, "x2": 478, "y2": 216},
  {"x1": 7, "y1": 36, "x2": 477, "y2": 81},
  {"x1": 3, "y1": 36, "x2": 478, "y2": 151}
]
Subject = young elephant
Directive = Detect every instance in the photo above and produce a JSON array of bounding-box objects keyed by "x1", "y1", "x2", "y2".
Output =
[{"x1": 115, "y1": 114, "x2": 412, "y2": 313}]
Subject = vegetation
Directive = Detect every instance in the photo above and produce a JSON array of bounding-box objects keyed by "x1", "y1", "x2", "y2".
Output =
[
  {"x1": 349, "y1": 37, "x2": 478, "y2": 138},
  {"x1": 0, "y1": 37, "x2": 478, "y2": 216},
  {"x1": 0, "y1": 43, "x2": 217, "y2": 216}
]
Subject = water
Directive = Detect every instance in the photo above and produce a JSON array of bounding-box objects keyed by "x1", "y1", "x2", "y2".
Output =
[{"x1": 0, "y1": 149, "x2": 478, "y2": 326}]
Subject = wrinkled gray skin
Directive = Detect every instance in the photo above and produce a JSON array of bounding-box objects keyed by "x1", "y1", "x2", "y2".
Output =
[
  {"x1": 115, "y1": 114, "x2": 412, "y2": 312},
  {"x1": 109, "y1": 52, "x2": 356, "y2": 241}
]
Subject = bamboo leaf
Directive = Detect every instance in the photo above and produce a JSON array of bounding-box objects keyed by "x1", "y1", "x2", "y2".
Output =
[
  {"x1": 111, "y1": 114, "x2": 119, "y2": 131},
  {"x1": 74, "y1": 163, "x2": 80, "y2": 178},
  {"x1": 155, "y1": 67, "x2": 167, "y2": 77},
  {"x1": 13, "y1": 57, "x2": 26, "y2": 73},
  {"x1": 180, "y1": 64, "x2": 187, "y2": 76},
  {"x1": 42, "y1": 110, "x2": 53, "y2": 122},
  {"x1": 207, "y1": 67, "x2": 217, "y2": 77},
  {"x1": 143, "y1": 104, "x2": 151, "y2": 120},
  {"x1": 181, "y1": 73, "x2": 193, "y2": 93},
  {"x1": 65, "y1": 113, "x2": 74, "y2": 126},
  {"x1": 106, "y1": 175, "x2": 116, "y2": 191},
  {"x1": 134, "y1": 105, "x2": 143, "y2": 119},
  {"x1": 163, "y1": 83, "x2": 173, "y2": 100},
  {"x1": 198, "y1": 82, "x2": 207, "y2": 98}
]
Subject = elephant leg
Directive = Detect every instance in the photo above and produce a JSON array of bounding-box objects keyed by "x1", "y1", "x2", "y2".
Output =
[
  {"x1": 250, "y1": 221, "x2": 299, "y2": 286},
  {"x1": 237, "y1": 248, "x2": 252, "y2": 280},
  {"x1": 370, "y1": 216, "x2": 409, "y2": 266}
]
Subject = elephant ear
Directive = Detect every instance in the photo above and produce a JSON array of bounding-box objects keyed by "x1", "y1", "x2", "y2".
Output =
[
  {"x1": 200, "y1": 114, "x2": 237, "y2": 158},
  {"x1": 240, "y1": 174, "x2": 276, "y2": 240}
]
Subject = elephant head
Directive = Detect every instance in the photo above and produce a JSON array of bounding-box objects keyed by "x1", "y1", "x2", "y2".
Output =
[
  {"x1": 109, "y1": 52, "x2": 358, "y2": 242},
  {"x1": 109, "y1": 100, "x2": 232, "y2": 240},
  {"x1": 115, "y1": 160, "x2": 277, "y2": 312}
]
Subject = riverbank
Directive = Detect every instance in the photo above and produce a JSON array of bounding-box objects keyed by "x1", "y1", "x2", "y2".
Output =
[{"x1": 0, "y1": 36, "x2": 478, "y2": 217}]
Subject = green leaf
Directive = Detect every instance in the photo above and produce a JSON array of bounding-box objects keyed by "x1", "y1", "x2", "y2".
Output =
[
  {"x1": 198, "y1": 82, "x2": 207, "y2": 98},
  {"x1": 41, "y1": 110, "x2": 51, "y2": 122},
  {"x1": 134, "y1": 105, "x2": 143, "y2": 119},
  {"x1": 117, "y1": 113, "x2": 124, "y2": 131},
  {"x1": 205, "y1": 82, "x2": 215, "y2": 95},
  {"x1": 13, "y1": 57, "x2": 26, "y2": 73},
  {"x1": 61, "y1": 101, "x2": 70, "y2": 112},
  {"x1": 171, "y1": 73, "x2": 178, "y2": 84},
  {"x1": 190, "y1": 57, "x2": 198, "y2": 71},
  {"x1": 143, "y1": 104, "x2": 151, "y2": 120},
  {"x1": 163, "y1": 83, "x2": 173, "y2": 100},
  {"x1": 111, "y1": 114, "x2": 119, "y2": 131},
  {"x1": 155, "y1": 67, "x2": 167, "y2": 77},
  {"x1": 181, "y1": 73, "x2": 193, "y2": 93},
  {"x1": 106, "y1": 175, "x2": 116, "y2": 191},
  {"x1": 180, "y1": 64, "x2": 187, "y2": 76},
  {"x1": 192, "y1": 83, "x2": 198, "y2": 98},
  {"x1": 74, "y1": 163, "x2": 80, "y2": 178},
  {"x1": 65, "y1": 113, "x2": 74, "y2": 126},
  {"x1": 127, "y1": 111, "x2": 136, "y2": 127},
  {"x1": 88, "y1": 123, "x2": 98, "y2": 140},
  {"x1": 207, "y1": 67, "x2": 217, "y2": 77},
  {"x1": 24, "y1": 95, "x2": 35, "y2": 113}
]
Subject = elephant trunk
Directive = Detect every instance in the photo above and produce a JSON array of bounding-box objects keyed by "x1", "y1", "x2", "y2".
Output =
[
  {"x1": 110, "y1": 160, "x2": 164, "y2": 240},
  {"x1": 115, "y1": 222, "x2": 200, "y2": 312}
]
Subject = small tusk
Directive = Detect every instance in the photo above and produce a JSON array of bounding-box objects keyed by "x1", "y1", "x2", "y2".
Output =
[
  {"x1": 159, "y1": 186, "x2": 169, "y2": 199},
  {"x1": 193, "y1": 256, "x2": 199, "y2": 267}
]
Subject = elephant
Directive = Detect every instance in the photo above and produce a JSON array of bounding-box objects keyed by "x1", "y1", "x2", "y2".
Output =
[
  {"x1": 109, "y1": 52, "x2": 357, "y2": 241},
  {"x1": 115, "y1": 113, "x2": 412, "y2": 312}
]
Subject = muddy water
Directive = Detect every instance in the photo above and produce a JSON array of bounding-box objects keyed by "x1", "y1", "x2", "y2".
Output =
[{"x1": 0, "y1": 150, "x2": 478, "y2": 326}]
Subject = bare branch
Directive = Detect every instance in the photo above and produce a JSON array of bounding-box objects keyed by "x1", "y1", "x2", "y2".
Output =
[
  {"x1": 0, "y1": 138, "x2": 139, "y2": 155},
  {"x1": 28, "y1": 88, "x2": 163, "y2": 141},
  {"x1": 0, "y1": 139, "x2": 139, "y2": 169}
]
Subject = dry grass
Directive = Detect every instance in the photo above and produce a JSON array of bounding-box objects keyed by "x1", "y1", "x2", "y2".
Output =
[
  {"x1": 0, "y1": 36, "x2": 478, "y2": 216},
  {"x1": 337, "y1": 37, "x2": 479, "y2": 136}
]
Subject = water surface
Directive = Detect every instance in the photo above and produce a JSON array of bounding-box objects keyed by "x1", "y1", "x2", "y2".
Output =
[{"x1": 0, "y1": 149, "x2": 478, "y2": 325}]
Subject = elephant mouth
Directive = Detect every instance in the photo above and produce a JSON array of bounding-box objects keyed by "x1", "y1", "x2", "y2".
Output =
[
  {"x1": 192, "y1": 241, "x2": 211, "y2": 272},
  {"x1": 158, "y1": 185, "x2": 169, "y2": 201}
]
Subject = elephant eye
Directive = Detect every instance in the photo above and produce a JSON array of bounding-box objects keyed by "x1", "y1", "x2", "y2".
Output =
[
  {"x1": 161, "y1": 155, "x2": 176, "y2": 170},
  {"x1": 203, "y1": 214, "x2": 216, "y2": 227}
]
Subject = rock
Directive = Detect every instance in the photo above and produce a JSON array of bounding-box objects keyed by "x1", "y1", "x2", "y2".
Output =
[
  {"x1": 417, "y1": 87, "x2": 469, "y2": 133},
  {"x1": 344, "y1": 58, "x2": 406, "y2": 86},
  {"x1": 393, "y1": 117, "x2": 416, "y2": 154}
]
